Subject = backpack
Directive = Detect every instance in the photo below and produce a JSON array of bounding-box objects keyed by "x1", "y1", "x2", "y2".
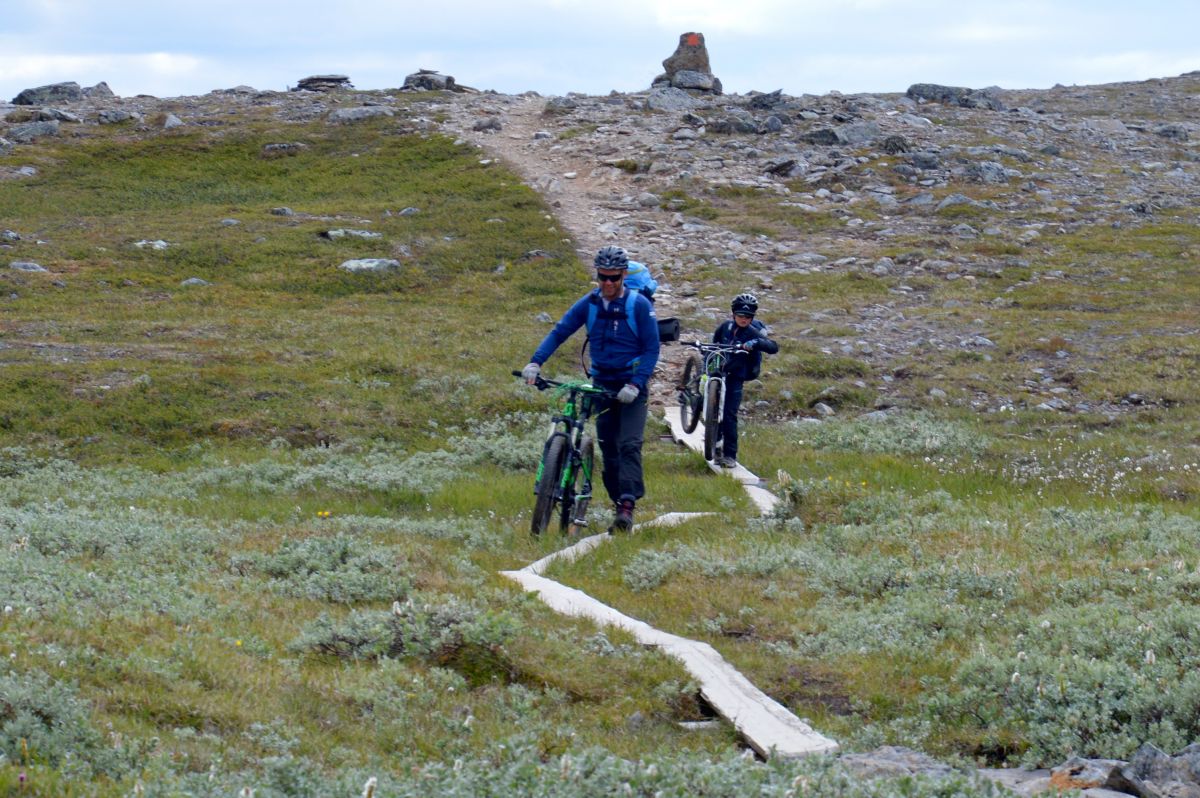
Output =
[{"x1": 624, "y1": 261, "x2": 657, "y2": 300}]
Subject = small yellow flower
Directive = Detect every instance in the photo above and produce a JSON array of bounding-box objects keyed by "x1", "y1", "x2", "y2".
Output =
[{"x1": 235, "y1": 640, "x2": 242, "y2": 647}]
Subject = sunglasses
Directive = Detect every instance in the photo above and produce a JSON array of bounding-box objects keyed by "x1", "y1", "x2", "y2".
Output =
[
  {"x1": 595, "y1": 272, "x2": 624, "y2": 283},
  {"x1": 734, "y1": 312, "x2": 754, "y2": 319}
]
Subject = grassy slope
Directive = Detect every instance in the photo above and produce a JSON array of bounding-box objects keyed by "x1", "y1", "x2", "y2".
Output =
[{"x1": 2, "y1": 99, "x2": 1199, "y2": 795}]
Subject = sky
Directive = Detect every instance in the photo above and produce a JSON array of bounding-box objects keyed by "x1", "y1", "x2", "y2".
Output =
[{"x1": 2, "y1": 0, "x2": 1198, "y2": 102}]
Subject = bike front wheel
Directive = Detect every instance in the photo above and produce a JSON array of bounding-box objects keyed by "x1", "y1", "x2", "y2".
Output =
[
  {"x1": 703, "y1": 378, "x2": 721, "y2": 461},
  {"x1": 679, "y1": 354, "x2": 702, "y2": 434},
  {"x1": 532, "y1": 433, "x2": 568, "y2": 535},
  {"x1": 561, "y1": 434, "x2": 594, "y2": 535}
]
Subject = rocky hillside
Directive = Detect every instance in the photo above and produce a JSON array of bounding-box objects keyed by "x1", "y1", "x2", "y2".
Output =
[{"x1": 6, "y1": 68, "x2": 1198, "y2": 419}]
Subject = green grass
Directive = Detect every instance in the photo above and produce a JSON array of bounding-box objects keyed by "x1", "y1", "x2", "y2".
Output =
[{"x1": 4, "y1": 95, "x2": 1200, "y2": 795}]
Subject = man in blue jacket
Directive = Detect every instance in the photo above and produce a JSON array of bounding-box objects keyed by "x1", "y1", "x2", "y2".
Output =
[
  {"x1": 711, "y1": 293, "x2": 779, "y2": 468},
  {"x1": 522, "y1": 246, "x2": 660, "y2": 532}
]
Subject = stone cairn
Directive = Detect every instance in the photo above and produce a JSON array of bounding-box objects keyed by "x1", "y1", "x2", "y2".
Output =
[
  {"x1": 293, "y1": 75, "x2": 353, "y2": 92},
  {"x1": 651, "y1": 31, "x2": 722, "y2": 95}
]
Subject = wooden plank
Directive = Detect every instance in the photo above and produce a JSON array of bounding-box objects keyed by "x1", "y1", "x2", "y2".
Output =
[
  {"x1": 662, "y1": 406, "x2": 780, "y2": 515},
  {"x1": 501, "y1": 569, "x2": 839, "y2": 757}
]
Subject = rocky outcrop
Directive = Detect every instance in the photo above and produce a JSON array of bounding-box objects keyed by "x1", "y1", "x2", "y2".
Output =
[
  {"x1": 293, "y1": 75, "x2": 353, "y2": 92},
  {"x1": 652, "y1": 32, "x2": 723, "y2": 95},
  {"x1": 907, "y1": 83, "x2": 1006, "y2": 110}
]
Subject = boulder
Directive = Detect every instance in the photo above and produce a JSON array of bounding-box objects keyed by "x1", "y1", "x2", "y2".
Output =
[
  {"x1": 663, "y1": 31, "x2": 712, "y2": 75},
  {"x1": 402, "y1": 69, "x2": 458, "y2": 92},
  {"x1": 82, "y1": 81, "x2": 115, "y2": 99},
  {"x1": 339, "y1": 258, "x2": 401, "y2": 273},
  {"x1": 327, "y1": 106, "x2": 394, "y2": 123},
  {"x1": 0, "y1": 137, "x2": 11, "y2": 155},
  {"x1": 1050, "y1": 758, "x2": 1142, "y2": 795},
  {"x1": 645, "y1": 87, "x2": 704, "y2": 112},
  {"x1": 98, "y1": 109, "x2": 138, "y2": 124},
  {"x1": 8, "y1": 121, "x2": 60, "y2": 143},
  {"x1": 653, "y1": 32, "x2": 722, "y2": 95},
  {"x1": 907, "y1": 83, "x2": 1006, "y2": 110},
  {"x1": 10, "y1": 261, "x2": 47, "y2": 272},
  {"x1": 671, "y1": 70, "x2": 715, "y2": 92},
  {"x1": 294, "y1": 75, "x2": 353, "y2": 92},
  {"x1": 12, "y1": 81, "x2": 83, "y2": 106}
]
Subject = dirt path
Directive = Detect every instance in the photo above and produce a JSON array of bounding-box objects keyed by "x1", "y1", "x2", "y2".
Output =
[{"x1": 449, "y1": 95, "x2": 694, "y2": 406}]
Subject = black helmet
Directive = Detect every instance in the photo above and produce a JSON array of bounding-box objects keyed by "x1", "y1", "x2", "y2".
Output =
[
  {"x1": 731, "y1": 292, "x2": 759, "y2": 315},
  {"x1": 594, "y1": 246, "x2": 629, "y2": 270}
]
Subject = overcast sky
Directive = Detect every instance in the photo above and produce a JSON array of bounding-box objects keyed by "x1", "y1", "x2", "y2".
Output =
[{"x1": 2, "y1": 0, "x2": 1198, "y2": 102}]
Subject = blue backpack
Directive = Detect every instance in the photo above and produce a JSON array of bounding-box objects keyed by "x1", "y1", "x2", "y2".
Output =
[{"x1": 624, "y1": 261, "x2": 657, "y2": 299}]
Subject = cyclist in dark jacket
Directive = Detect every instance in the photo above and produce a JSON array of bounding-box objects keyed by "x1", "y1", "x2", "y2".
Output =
[
  {"x1": 711, "y1": 293, "x2": 778, "y2": 468},
  {"x1": 522, "y1": 246, "x2": 660, "y2": 532}
]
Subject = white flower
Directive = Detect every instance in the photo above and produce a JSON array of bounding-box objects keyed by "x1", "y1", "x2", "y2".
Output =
[
  {"x1": 1145, "y1": 650, "x2": 1157, "y2": 666},
  {"x1": 1011, "y1": 671, "x2": 1020, "y2": 683}
]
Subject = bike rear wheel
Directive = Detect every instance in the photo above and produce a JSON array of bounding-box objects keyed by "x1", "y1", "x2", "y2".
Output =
[
  {"x1": 679, "y1": 354, "x2": 702, "y2": 434},
  {"x1": 561, "y1": 435, "x2": 594, "y2": 535},
  {"x1": 703, "y1": 378, "x2": 721, "y2": 461},
  {"x1": 532, "y1": 433, "x2": 568, "y2": 535}
]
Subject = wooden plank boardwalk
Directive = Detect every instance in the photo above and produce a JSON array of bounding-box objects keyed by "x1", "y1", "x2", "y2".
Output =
[
  {"x1": 501, "y1": 564, "x2": 838, "y2": 757},
  {"x1": 500, "y1": 410, "x2": 837, "y2": 758},
  {"x1": 661, "y1": 406, "x2": 779, "y2": 515}
]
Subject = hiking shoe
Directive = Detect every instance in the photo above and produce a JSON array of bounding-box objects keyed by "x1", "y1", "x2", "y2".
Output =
[
  {"x1": 610, "y1": 499, "x2": 635, "y2": 533},
  {"x1": 715, "y1": 456, "x2": 738, "y2": 468}
]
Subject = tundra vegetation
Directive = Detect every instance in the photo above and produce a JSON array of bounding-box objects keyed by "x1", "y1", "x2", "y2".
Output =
[{"x1": 0, "y1": 96, "x2": 1198, "y2": 797}]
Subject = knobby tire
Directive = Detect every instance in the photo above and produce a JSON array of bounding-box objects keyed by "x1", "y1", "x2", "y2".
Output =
[
  {"x1": 532, "y1": 433, "x2": 568, "y2": 535},
  {"x1": 679, "y1": 354, "x2": 702, "y2": 434},
  {"x1": 703, "y1": 378, "x2": 721, "y2": 461}
]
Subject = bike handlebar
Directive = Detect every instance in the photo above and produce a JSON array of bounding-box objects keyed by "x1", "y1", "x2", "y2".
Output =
[
  {"x1": 511, "y1": 371, "x2": 618, "y2": 397},
  {"x1": 684, "y1": 340, "x2": 750, "y2": 354}
]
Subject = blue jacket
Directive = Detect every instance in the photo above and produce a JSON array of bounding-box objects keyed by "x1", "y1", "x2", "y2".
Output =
[
  {"x1": 713, "y1": 319, "x2": 779, "y2": 381},
  {"x1": 532, "y1": 288, "x2": 660, "y2": 389}
]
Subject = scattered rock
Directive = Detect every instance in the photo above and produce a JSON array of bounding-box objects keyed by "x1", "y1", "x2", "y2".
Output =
[
  {"x1": 134, "y1": 240, "x2": 169, "y2": 250},
  {"x1": 180, "y1": 277, "x2": 210, "y2": 286},
  {"x1": 161, "y1": 113, "x2": 185, "y2": 129},
  {"x1": 339, "y1": 258, "x2": 401, "y2": 273},
  {"x1": 328, "y1": 106, "x2": 394, "y2": 123},
  {"x1": 9, "y1": 261, "x2": 46, "y2": 272},
  {"x1": 321, "y1": 229, "x2": 382, "y2": 240},
  {"x1": 841, "y1": 746, "x2": 955, "y2": 779},
  {"x1": 472, "y1": 117, "x2": 502, "y2": 132},
  {"x1": 262, "y1": 142, "x2": 308, "y2": 158}
]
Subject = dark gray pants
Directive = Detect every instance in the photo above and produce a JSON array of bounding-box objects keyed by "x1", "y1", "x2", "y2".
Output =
[{"x1": 594, "y1": 387, "x2": 647, "y2": 504}]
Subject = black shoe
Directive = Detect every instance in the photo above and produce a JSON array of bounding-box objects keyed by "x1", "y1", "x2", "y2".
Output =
[{"x1": 610, "y1": 499, "x2": 635, "y2": 533}]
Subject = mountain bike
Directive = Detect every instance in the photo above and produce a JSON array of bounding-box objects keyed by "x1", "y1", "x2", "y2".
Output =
[
  {"x1": 513, "y1": 371, "x2": 615, "y2": 535},
  {"x1": 678, "y1": 342, "x2": 747, "y2": 462}
]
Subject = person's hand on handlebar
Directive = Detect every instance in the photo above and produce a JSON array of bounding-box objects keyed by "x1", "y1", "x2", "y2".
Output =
[
  {"x1": 521, "y1": 363, "x2": 541, "y2": 385},
  {"x1": 739, "y1": 339, "x2": 757, "y2": 352}
]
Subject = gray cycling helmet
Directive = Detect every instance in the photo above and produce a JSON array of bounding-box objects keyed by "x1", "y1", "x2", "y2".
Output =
[
  {"x1": 594, "y1": 246, "x2": 629, "y2": 270},
  {"x1": 731, "y1": 292, "x2": 759, "y2": 315}
]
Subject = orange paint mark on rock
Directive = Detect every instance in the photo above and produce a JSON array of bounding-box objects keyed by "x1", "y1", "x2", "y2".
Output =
[{"x1": 686, "y1": 33, "x2": 701, "y2": 46}]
